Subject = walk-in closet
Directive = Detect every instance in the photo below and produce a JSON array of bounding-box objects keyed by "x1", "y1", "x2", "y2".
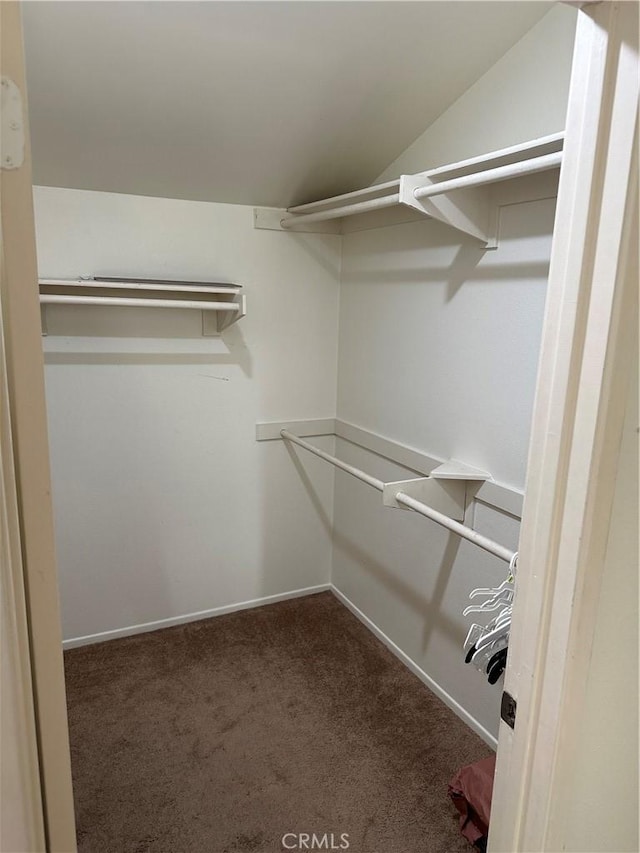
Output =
[{"x1": 2, "y1": 2, "x2": 638, "y2": 853}]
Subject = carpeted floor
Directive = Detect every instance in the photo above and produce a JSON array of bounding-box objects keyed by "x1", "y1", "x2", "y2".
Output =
[{"x1": 64, "y1": 591, "x2": 492, "y2": 853}]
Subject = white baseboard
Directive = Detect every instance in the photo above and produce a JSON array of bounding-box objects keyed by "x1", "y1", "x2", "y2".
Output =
[
  {"x1": 330, "y1": 584, "x2": 498, "y2": 750},
  {"x1": 62, "y1": 583, "x2": 331, "y2": 650}
]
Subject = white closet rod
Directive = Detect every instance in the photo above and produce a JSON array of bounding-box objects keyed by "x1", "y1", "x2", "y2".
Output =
[
  {"x1": 279, "y1": 151, "x2": 562, "y2": 229},
  {"x1": 281, "y1": 429, "x2": 515, "y2": 563},
  {"x1": 287, "y1": 179, "x2": 401, "y2": 213},
  {"x1": 280, "y1": 193, "x2": 400, "y2": 228},
  {"x1": 281, "y1": 429, "x2": 385, "y2": 491},
  {"x1": 39, "y1": 295, "x2": 240, "y2": 311},
  {"x1": 413, "y1": 150, "x2": 563, "y2": 201},
  {"x1": 394, "y1": 492, "x2": 515, "y2": 563}
]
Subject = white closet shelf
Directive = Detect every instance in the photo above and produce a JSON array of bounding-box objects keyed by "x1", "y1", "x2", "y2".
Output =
[
  {"x1": 429, "y1": 460, "x2": 493, "y2": 481},
  {"x1": 255, "y1": 131, "x2": 564, "y2": 244},
  {"x1": 38, "y1": 277, "x2": 247, "y2": 336}
]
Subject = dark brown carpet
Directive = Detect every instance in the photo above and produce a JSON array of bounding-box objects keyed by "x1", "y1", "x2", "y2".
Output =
[{"x1": 64, "y1": 591, "x2": 492, "y2": 853}]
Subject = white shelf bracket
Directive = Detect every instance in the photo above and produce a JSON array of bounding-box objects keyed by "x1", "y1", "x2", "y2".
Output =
[
  {"x1": 429, "y1": 459, "x2": 493, "y2": 481},
  {"x1": 202, "y1": 292, "x2": 247, "y2": 336},
  {"x1": 383, "y1": 476, "x2": 467, "y2": 521},
  {"x1": 253, "y1": 207, "x2": 341, "y2": 235},
  {"x1": 399, "y1": 174, "x2": 495, "y2": 247},
  {"x1": 383, "y1": 458, "x2": 493, "y2": 521}
]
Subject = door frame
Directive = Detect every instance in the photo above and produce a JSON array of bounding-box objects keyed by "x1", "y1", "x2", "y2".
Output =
[
  {"x1": 0, "y1": 2, "x2": 76, "y2": 850},
  {"x1": 489, "y1": 2, "x2": 639, "y2": 850},
  {"x1": 0, "y1": 264, "x2": 46, "y2": 853}
]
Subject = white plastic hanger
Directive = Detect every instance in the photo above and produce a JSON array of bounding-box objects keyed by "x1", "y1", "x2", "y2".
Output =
[
  {"x1": 463, "y1": 589, "x2": 512, "y2": 616},
  {"x1": 462, "y1": 552, "x2": 518, "y2": 676}
]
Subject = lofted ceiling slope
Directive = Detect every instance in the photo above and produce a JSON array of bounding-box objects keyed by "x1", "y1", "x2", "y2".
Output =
[{"x1": 22, "y1": 1, "x2": 551, "y2": 208}]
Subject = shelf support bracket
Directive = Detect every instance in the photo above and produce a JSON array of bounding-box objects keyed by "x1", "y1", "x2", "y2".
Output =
[
  {"x1": 253, "y1": 207, "x2": 342, "y2": 235},
  {"x1": 383, "y1": 476, "x2": 467, "y2": 520},
  {"x1": 383, "y1": 458, "x2": 493, "y2": 521},
  {"x1": 399, "y1": 174, "x2": 496, "y2": 247},
  {"x1": 202, "y1": 293, "x2": 247, "y2": 336}
]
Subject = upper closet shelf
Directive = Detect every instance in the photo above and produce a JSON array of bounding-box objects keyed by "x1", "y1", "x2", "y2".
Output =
[
  {"x1": 38, "y1": 277, "x2": 246, "y2": 336},
  {"x1": 255, "y1": 132, "x2": 564, "y2": 244}
]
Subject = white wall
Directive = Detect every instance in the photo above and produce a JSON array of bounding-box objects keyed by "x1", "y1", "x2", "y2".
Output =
[
  {"x1": 34, "y1": 187, "x2": 340, "y2": 643},
  {"x1": 377, "y1": 5, "x2": 577, "y2": 181},
  {"x1": 332, "y1": 181, "x2": 558, "y2": 742}
]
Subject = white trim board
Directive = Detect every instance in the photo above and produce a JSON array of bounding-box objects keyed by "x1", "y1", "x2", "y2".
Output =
[
  {"x1": 330, "y1": 585, "x2": 498, "y2": 750},
  {"x1": 62, "y1": 584, "x2": 331, "y2": 649},
  {"x1": 255, "y1": 418, "x2": 336, "y2": 442}
]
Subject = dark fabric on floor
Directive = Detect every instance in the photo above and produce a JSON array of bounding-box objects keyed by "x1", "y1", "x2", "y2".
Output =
[{"x1": 64, "y1": 591, "x2": 492, "y2": 853}]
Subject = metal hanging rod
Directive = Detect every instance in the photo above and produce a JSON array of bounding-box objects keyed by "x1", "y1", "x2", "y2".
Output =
[
  {"x1": 39, "y1": 295, "x2": 240, "y2": 311},
  {"x1": 413, "y1": 151, "x2": 563, "y2": 202},
  {"x1": 280, "y1": 193, "x2": 400, "y2": 228},
  {"x1": 280, "y1": 429, "x2": 515, "y2": 563},
  {"x1": 281, "y1": 429, "x2": 384, "y2": 491},
  {"x1": 287, "y1": 179, "x2": 401, "y2": 214},
  {"x1": 422, "y1": 130, "x2": 564, "y2": 178},
  {"x1": 394, "y1": 492, "x2": 515, "y2": 563}
]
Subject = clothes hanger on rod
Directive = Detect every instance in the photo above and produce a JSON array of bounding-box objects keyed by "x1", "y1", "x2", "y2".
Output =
[{"x1": 463, "y1": 553, "x2": 518, "y2": 685}]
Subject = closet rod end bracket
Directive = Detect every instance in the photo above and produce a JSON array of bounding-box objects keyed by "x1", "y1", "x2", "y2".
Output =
[
  {"x1": 202, "y1": 294, "x2": 247, "y2": 336},
  {"x1": 253, "y1": 207, "x2": 341, "y2": 235},
  {"x1": 382, "y1": 476, "x2": 466, "y2": 521},
  {"x1": 399, "y1": 174, "x2": 492, "y2": 246}
]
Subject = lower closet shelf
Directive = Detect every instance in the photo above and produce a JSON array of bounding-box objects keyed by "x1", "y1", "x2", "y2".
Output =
[{"x1": 258, "y1": 422, "x2": 516, "y2": 563}]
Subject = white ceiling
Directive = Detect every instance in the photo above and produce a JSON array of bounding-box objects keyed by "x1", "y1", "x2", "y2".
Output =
[{"x1": 22, "y1": 2, "x2": 551, "y2": 208}]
